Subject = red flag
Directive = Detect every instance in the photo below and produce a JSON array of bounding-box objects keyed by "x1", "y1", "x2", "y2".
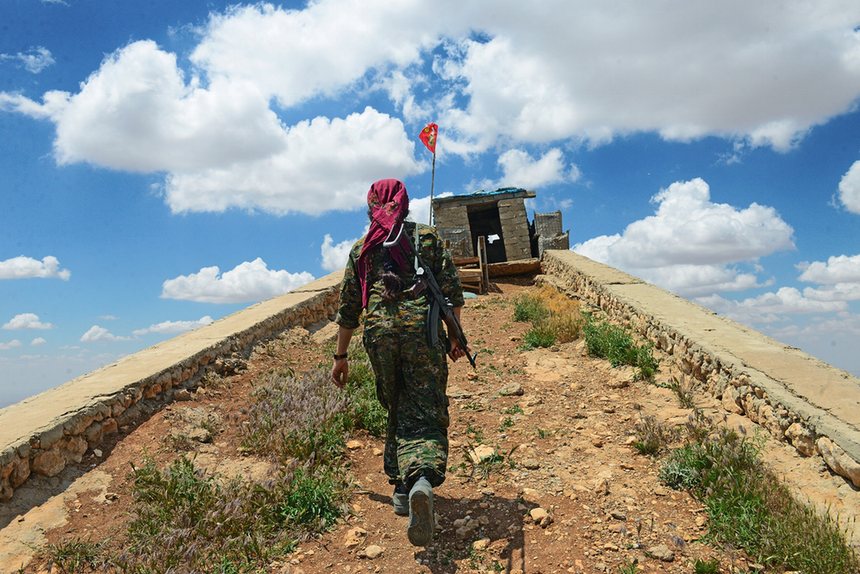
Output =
[{"x1": 419, "y1": 122, "x2": 438, "y2": 154}]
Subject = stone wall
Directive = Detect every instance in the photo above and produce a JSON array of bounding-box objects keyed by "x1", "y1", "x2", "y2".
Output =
[
  {"x1": 541, "y1": 250, "x2": 860, "y2": 488},
  {"x1": 0, "y1": 273, "x2": 343, "y2": 502}
]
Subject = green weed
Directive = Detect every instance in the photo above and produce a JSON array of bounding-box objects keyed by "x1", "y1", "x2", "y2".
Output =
[
  {"x1": 42, "y1": 538, "x2": 105, "y2": 573},
  {"x1": 521, "y1": 322, "x2": 556, "y2": 349},
  {"x1": 513, "y1": 294, "x2": 549, "y2": 323},
  {"x1": 694, "y1": 558, "x2": 720, "y2": 574},
  {"x1": 659, "y1": 430, "x2": 860, "y2": 573},
  {"x1": 583, "y1": 315, "x2": 658, "y2": 380},
  {"x1": 632, "y1": 415, "x2": 676, "y2": 456}
]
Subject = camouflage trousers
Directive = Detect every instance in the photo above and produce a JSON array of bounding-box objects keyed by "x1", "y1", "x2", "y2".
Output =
[{"x1": 364, "y1": 326, "x2": 449, "y2": 488}]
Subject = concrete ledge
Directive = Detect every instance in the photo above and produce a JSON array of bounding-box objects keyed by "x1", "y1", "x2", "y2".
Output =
[
  {"x1": 0, "y1": 271, "x2": 344, "y2": 501},
  {"x1": 542, "y1": 250, "x2": 860, "y2": 487}
]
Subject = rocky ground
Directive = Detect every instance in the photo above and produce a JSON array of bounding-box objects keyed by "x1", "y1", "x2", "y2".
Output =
[{"x1": 2, "y1": 279, "x2": 858, "y2": 573}]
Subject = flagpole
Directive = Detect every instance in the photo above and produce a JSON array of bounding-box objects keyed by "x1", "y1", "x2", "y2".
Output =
[{"x1": 429, "y1": 152, "x2": 436, "y2": 226}]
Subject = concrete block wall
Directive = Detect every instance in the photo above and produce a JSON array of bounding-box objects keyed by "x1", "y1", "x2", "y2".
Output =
[
  {"x1": 498, "y1": 198, "x2": 532, "y2": 261},
  {"x1": 541, "y1": 250, "x2": 860, "y2": 488},
  {"x1": 0, "y1": 272, "x2": 343, "y2": 502}
]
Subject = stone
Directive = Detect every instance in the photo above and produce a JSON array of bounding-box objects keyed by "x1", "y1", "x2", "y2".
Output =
[
  {"x1": 721, "y1": 386, "x2": 743, "y2": 414},
  {"x1": 646, "y1": 544, "x2": 675, "y2": 562},
  {"x1": 174, "y1": 389, "x2": 193, "y2": 401},
  {"x1": 499, "y1": 383, "x2": 524, "y2": 396},
  {"x1": 361, "y1": 545, "x2": 384, "y2": 559},
  {"x1": 785, "y1": 423, "x2": 816, "y2": 457},
  {"x1": 469, "y1": 445, "x2": 498, "y2": 465},
  {"x1": 9, "y1": 457, "x2": 30, "y2": 488},
  {"x1": 32, "y1": 449, "x2": 65, "y2": 477},
  {"x1": 817, "y1": 437, "x2": 860, "y2": 487},
  {"x1": 472, "y1": 538, "x2": 491, "y2": 551},
  {"x1": 344, "y1": 527, "x2": 367, "y2": 548},
  {"x1": 61, "y1": 436, "x2": 88, "y2": 463},
  {"x1": 346, "y1": 440, "x2": 363, "y2": 450}
]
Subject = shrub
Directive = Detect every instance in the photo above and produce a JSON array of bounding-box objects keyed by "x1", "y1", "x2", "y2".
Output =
[
  {"x1": 242, "y1": 367, "x2": 348, "y2": 465},
  {"x1": 583, "y1": 315, "x2": 658, "y2": 380},
  {"x1": 513, "y1": 294, "x2": 549, "y2": 323},
  {"x1": 522, "y1": 322, "x2": 556, "y2": 349},
  {"x1": 632, "y1": 415, "x2": 677, "y2": 455},
  {"x1": 659, "y1": 430, "x2": 860, "y2": 573}
]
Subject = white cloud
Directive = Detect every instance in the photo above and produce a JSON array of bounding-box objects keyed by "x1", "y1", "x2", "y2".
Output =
[
  {"x1": 837, "y1": 161, "x2": 860, "y2": 214},
  {"x1": 574, "y1": 178, "x2": 794, "y2": 296},
  {"x1": 698, "y1": 288, "x2": 847, "y2": 325},
  {"x1": 132, "y1": 316, "x2": 214, "y2": 336},
  {"x1": 2, "y1": 0, "x2": 859, "y2": 219},
  {"x1": 3, "y1": 313, "x2": 54, "y2": 330},
  {"x1": 80, "y1": 325, "x2": 129, "y2": 343},
  {"x1": 480, "y1": 148, "x2": 579, "y2": 190},
  {"x1": 31, "y1": 337, "x2": 47, "y2": 346},
  {"x1": 164, "y1": 107, "x2": 423, "y2": 215},
  {"x1": 24, "y1": 40, "x2": 286, "y2": 173},
  {"x1": 798, "y1": 253, "x2": 860, "y2": 284},
  {"x1": 0, "y1": 256, "x2": 70, "y2": 280},
  {"x1": 321, "y1": 235, "x2": 357, "y2": 273},
  {"x1": 0, "y1": 46, "x2": 55, "y2": 74},
  {"x1": 438, "y1": 1, "x2": 860, "y2": 151},
  {"x1": 794, "y1": 253, "x2": 860, "y2": 302},
  {"x1": 0, "y1": 340, "x2": 22, "y2": 351},
  {"x1": 190, "y1": 2, "x2": 451, "y2": 109},
  {"x1": 161, "y1": 258, "x2": 314, "y2": 304}
]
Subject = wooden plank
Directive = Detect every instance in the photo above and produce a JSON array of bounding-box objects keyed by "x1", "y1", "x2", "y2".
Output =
[
  {"x1": 487, "y1": 258, "x2": 541, "y2": 278},
  {"x1": 477, "y1": 236, "x2": 489, "y2": 294},
  {"x1": 453, "y1": 256, "x2": 479, "y2": 267}
]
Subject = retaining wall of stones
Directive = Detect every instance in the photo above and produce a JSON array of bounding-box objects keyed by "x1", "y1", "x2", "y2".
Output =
[
  {"x1": 0, "y1": 274, "x2": 343, "y2": 502},
  {"x1": 541, "y1": 250, "x2": 860, "y2": 488}
]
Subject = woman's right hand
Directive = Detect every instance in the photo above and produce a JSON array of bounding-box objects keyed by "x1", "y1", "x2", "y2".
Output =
[{"x1": 331, "y1": 357, "x2": 349, "y2": 388}]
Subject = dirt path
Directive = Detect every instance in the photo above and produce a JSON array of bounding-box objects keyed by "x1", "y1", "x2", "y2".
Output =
[{"x1": 3, "y1": 280, "x2": 858, "y2": 573}]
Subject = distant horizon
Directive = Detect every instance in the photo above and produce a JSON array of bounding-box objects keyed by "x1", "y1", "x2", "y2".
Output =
[{"x1": 2, "y1": 1, "x2": 859, "y2": 406}]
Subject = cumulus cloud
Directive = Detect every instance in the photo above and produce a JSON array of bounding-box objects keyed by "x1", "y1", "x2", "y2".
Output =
[
  {"x1": 838, "y1": 161, "x2": 860, "y2": 214},
  {"x1": 438, "y1": 1, "x2": 860, "y2": 151},
  {"x1": 0, "y1": 256, "x2": 70, "y2": 280},
  {"x1": 798, "y1": 254, "x2": 860, "y2": 283},
  {"x1": 31, "y1": 337, "x2": 47, "y2": 346},
  {"x1": 2, "y1": 0, "x2": 859, "y2": 217},
  {"x1": 132, "y1": 316, "x2": 214, "y2": 336},
  {"x1": 698, "y1": 287, "x2": 847, "y2": 325},
  {"x1": 0, "y1": 46, "x2": 55, "y2": 74},
  {"x1": 795, "y1": 253, "x2": 860, "y2": 302},
  {"x1": 0, "y1": 340, "x2": 22, "y2": 351},
  {"x1": 477, "y1": 148, "x2": 580, "y2": 190},
  {"x1": 80, "y1": 325, "x2": 128, "y2": 343},
  {"x1": 3, "y1": 313, "x2": 54, "y2": 330},
  {"x1": 321, "y1": 234, "x2": 357, "y2": 273},
  {"x1": 574, "y1": 178, "x2": 794, "y2": 296},
  {"x1": 161, "y1": 258, "x2": 314, "y2": 303},
  {"x1": 164, "y1": 107, "x2": 423, "y2": 215}
]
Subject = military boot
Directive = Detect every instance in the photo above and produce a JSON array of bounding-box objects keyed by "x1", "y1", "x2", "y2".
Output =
[
  {"x1": 392, "y1": 482, "x2": 409, "y2": 516},
  {"x1": 407, "y1": 476, "x2": 434, "y2": 546}
]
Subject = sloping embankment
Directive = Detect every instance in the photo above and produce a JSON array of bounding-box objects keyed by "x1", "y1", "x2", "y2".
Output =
[
  {"x1": 541, "y1": 249, "x2": 860, "y2": 488},
  {"x1": 0, "y1": 272, "x2": 343, "y2": 503}
]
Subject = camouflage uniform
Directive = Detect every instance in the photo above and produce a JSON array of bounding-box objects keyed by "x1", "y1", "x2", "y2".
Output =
[{"x1": 335, "y1": 221, "x2": 464, "y2": 488}]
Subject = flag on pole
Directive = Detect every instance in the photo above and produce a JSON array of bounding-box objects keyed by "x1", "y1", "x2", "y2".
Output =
[{"x1": 419, "y1": 122, "x2": 438, "y2": 154}]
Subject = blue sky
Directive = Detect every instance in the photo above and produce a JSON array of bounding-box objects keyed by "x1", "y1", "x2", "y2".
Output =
[{"x1": 1, "y1": 0, "x2": 859, "y2": 407}]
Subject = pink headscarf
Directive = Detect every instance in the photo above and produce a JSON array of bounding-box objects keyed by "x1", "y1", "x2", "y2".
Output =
[{"x1": 357, "y1": 179, "x2": 411, "y2": 308}]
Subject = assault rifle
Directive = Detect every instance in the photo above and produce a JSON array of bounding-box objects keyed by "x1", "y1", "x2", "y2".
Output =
[{"x1": 384, "y1": 223, "x2": 477, "y2": 368}]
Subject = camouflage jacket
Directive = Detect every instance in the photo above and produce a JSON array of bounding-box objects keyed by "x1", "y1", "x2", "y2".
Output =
[{"x1": 335, "y1": 222, "x2": 465, "y2": 338}]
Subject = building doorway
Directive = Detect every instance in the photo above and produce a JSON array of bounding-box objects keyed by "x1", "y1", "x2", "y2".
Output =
[{"x1": 467, "y1": 203, "x2": 507, "y2": 263}]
